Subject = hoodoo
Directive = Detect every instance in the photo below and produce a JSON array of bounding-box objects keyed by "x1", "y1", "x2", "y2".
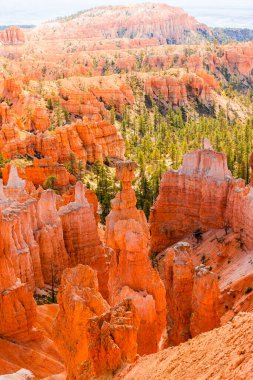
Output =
[
  {"x1": 58, "y1": 181, "x2": 112, "y2": 298},
  {"x1": 190, "y1": 264, "x2": 220, "y2": 337},
  {"x1": 106, "y1": 161, "x2": 166, "y2": 355},
  {"x1": 53, "y1": 265, "x2": 139, "y2": 380}
]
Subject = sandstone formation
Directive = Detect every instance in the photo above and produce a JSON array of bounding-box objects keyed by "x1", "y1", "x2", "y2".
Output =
[
  {"x1": 117, "y1": 313, "x2": 253, "y2": 380},
  {"x1": 58, "y1": 181, "x2": 111, "y2": 298},
  {"x1": 53, "y1": 264, "x2": 139, "y2": 380},
  {"x1": 35, "y1": 189, "x2": 69, "y2": 284},
  {"x1": 190, "y1": 264, "x2": 220, "y2": 337},
  {"x1": 0, "y1": 279, "x2": 36, "y2": 343},
  {"x1": 145, "y1": 71, "x2": 218, "y2": 109},
  {"x1": 160, "y1": 242, "x2": 194, "y2": 346},
  {"x1": 150, "y1": 144, "x2": 232, "y2": 252},
  {"x1": 158, "y1": 242, "x2": 220, "y2": 345},
  {"x1": 150, "y1": 143, "x2": 253, "y2": 256},
  {"x1": 0, "y1": 27, "x2": 25, "y2": 45},
  {"x1": 0, "y1": 303, "x2": 64, "y2": 378},
  {"x1": 106, "y1": 161, "x2": 166, "y2": 355}
]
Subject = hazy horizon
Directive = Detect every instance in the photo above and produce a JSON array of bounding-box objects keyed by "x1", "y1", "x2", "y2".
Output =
[{"x1": 1, "y1": 0, "x2": 253, "y2": 29}]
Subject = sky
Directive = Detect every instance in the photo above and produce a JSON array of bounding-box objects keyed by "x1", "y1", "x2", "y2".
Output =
[{"x1": 0, "y1": 0, "x2": 253, "y2": 28}]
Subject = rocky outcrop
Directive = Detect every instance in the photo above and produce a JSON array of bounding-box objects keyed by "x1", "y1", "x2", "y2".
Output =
[
  {"x1": 58, "y1": 181, "x2": 111, "y2": 299},
  {"x1": 224, "y1": 43, "x2": 253, "y2": 76},
  {"x1": 0, "y1": 77, "x2": 125, "y2": 186},
  {"x1": 0, "y1": 279, "x2": 37, "y2": 343},
  {"x1": 150, "y1": 144, "x2": 232, "y2": 252},
  {"x1": 35, "y1": 190, "x2": 69, "y2": 285},
  {"x1": 53, "y1": 264, "x2": 139, "y2": 380},
  {"x1": 145, "y1": 72, "x2": 218, "y2": 108},
  {"x1": 59, "y1": 184, "x2": 99, "y2": 222},
  {"x1": 0, "y1": 27, "x2": 25, "y2": 45},
  {"x1": 0, "y1": 188, "x2": 37, "y2": 342},
  {"x1": 90, "y1": 84, "x2": 134, "y2": 112},
  {"x1": 160, "y1": 242, "x2": 194, "y2": 346},
  {"x1": 106, "y1": 161, "x2": 166, "y2": 355},
  {"x1": 0, "y1": 303, "x2": 64, "y2": 378},
  {"x1": 190, "y1": 264, "x2": 220, "y2": 337},
  {"x1": 225, "y1": 168, "x2": 253, "y2": 250},
  {"x1": 158, "y1": 243, "x2": 220, "y2": 345},
  {"x1": 105, "y1": 161, "x2": 149, "y2": 247},
  {"x1": 0, "y1": 167, "x2": 68, "y2": 288}
]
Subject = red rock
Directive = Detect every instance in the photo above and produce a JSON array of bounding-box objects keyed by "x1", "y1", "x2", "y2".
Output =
[
  {"x1": 0, "y1": 202, "x2": 37, "y2": 342},
  {"x1": 2, "y1": 159, "x2": 74, "y2": 189},
  {"x1": 53, "y1": 264, "x2": 139, "y2": 379},
  {"x1": 87, "y1": 298, "x2": 140, "y2": 376},
  {"x1": 150, "y1": 146, "x2": 232, "y2": 252},
  {"x1": 35, "y1": 189, "x2": 69, "y2": 285},
  {"x1": 106, "y1": 161, "x2": 166, "y2": 355},
  {"x1": 59, "y1": 185, "x2": 99, "y2": 223},
  {"x1": 159, "y1": 242, "x2": 194, "y2": 346},
  {"x1": 145, "y1": 71, "x2": 218, "y2": 109},
  {"x1": 190, "y1": 264, "x2": 220, "y2": 337},
  {"x1": 0, "y1": 281, "x2": 37, "y2": 343},
  {"x1": 0, "y1": 27, "x2": 25, "y2": 45},
  {"x1": 105, "y1": 161, "x2": 149, "y2": 248}
]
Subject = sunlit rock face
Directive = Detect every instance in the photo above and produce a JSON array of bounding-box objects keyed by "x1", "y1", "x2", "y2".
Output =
[
  {"x1": 0, "y1": 27, "x2": 25, "y2": 45},
  {"x1": 150, "y1": 143, "x2": 232, "y2": 252},
  {"x1": 159, "y1": 242, "x2": 194, "y2": 346},
  {"x1": 190, "y1": 264, "x2": 220, "y2": 337},
  {"x1": 0, "y1": 199, "x2": 37, "y2": 343},
  {"x1": 35, "y1": 189, "x2": 69, "y2": 285},
  {"x1": 106, "y1": 161, "x2": 166, "y2": 355},
  {"x1": 158, "y1": 242, "x2": 220, "y2": 346},
  {"x1": 53, "y1": 264, "x2": 139, "y2": 380},
  {"x1": 58, "y1": 181, "x2": 112, "y2": 299}
]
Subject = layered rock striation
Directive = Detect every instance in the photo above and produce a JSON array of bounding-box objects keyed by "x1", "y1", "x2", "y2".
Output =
[
  {"x1": 151, "y1": 143, "x2": 253, "y2": 254},
  {"x1": 59, "y1": 181, "x2": 112, "y2": 299},
  {"x1": 53, "y1": 264, "x2": 139, "y2": 380},
  {"x1": 190, "y1": 264, "x2": 220, "y2": 337},
  {"x1": 150, "y1": 143, "x2": 232, "y2": 252},
  {"x1": 0, "y1": 27, "x2": 25, "y2": 45},
  {"x1": 106, "y1": 161, "x2": 166, "y2": 355}
]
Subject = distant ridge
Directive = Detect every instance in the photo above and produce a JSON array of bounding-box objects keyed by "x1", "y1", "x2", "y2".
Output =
[
  {"x1": 37, "y1": 3, "x2": 210, "y2": 45},
  {"x1": 40, "y1": 3, "x2": 253, "y2": 44},
  {"x1": 0, "y1": 25, "x2": 35, "y2": 30}
]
